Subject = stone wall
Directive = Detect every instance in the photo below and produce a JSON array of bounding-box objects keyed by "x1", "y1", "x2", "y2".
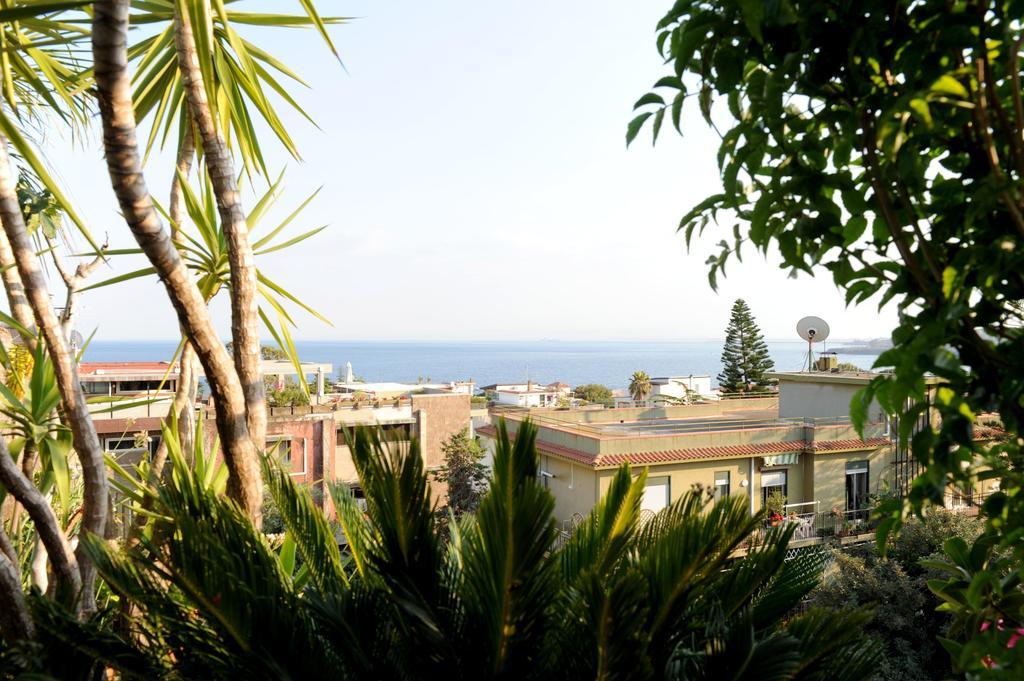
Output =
[{"x1": 411, "y1": 392, "x2": 472, "y2": 502}]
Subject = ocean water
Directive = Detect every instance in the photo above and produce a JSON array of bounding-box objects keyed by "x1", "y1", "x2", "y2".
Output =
[{"x1": 82, "y1": 340, "x2": 881, "y2": 391}]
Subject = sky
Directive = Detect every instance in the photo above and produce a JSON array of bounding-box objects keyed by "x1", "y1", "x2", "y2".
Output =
[{"x1": 33, "y1": 0, "x2": 899, "y2": 342}]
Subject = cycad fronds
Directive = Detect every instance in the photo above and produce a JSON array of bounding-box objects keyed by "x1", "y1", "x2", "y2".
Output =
[{"x1": 37, "y1": 418, "x2": 878, "y2": 679}]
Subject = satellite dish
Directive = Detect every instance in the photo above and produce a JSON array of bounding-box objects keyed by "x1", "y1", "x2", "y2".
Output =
[
  {"x1": 796, "y1": 316, "x2": 830, "y2": 343},
  {"x1": 796, "y1": 316, "x2": 830, "y2": 372},
  {"x1": 69, "y1": 330, "x2": 84, "y2": 349}
]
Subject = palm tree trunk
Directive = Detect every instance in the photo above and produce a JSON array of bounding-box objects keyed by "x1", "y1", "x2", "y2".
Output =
[
  {"x1": 0, "y1": 135, "x2": 103, "y2": 612},
  {"x1": 91, "y1": 0, "x2": 262, "y2": 520},
  {"x1": 174, "y1": 5, "x2": 267, "y2": 451}
]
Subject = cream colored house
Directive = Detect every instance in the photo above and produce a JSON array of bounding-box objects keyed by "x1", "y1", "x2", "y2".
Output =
[
  {"x1": 477, "y1": 397, "x2": 890, "y2": 526},
  {"x1": 478, "y1": 370, "x2": 1000, "y2": 529}
]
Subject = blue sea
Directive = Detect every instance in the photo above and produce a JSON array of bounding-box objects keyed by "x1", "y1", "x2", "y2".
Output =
[{"x1": 82, "y1": 340, "x2": 881, "y2": 391}]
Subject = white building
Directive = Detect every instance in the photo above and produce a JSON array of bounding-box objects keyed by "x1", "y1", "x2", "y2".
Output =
[
  {"x1": 490, "y1": 382, "x2": 563, "y2": 408},
  {"x1": 612, "y1": 375, "x2": 715, "y2": 407},
  {"x1": 650, "y1": 375, "x2": 714, "y2": 402}
]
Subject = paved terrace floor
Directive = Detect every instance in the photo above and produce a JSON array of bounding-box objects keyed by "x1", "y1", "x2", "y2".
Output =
[{"x1": 592, "y1": 409, "x2": 784, "y2": 436}]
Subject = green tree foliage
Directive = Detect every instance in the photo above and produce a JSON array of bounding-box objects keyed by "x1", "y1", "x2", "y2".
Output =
[
  {"x1": 573, "y1": 383, "x2": 613, "y2": 404},
  {"x1": 14, "y1": 420, "x2": 881, "y2": 679},
  {"x1": 808, "y1": 511, "x2": 983, "y2": 681},
  {"x1": 434, "y1": 428, "x2": 488, "y2": 516},
  {"x1": 835, "y1": 362, "x2": 864, "y2": 373},
  {"x1": 630, "y1": 4, "x2": 1024, "y2": 670},
  {"x1": 266, "y1": 380, "x2": 309, "y2": 407},
  {"x1": 628, "y1": 370, "x2": 652, "y2": 402},
  {"x1": 717, "y1": 299, "x2": 774, "y2": 392}
]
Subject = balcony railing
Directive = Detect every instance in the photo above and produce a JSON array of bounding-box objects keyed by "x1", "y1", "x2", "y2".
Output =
[{"x1": 768, "y1": 508, "x2": 878, "y2": 542}]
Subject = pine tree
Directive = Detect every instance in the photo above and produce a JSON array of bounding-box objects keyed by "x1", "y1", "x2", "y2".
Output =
[
  {"x1": 435, "y1": 428, "x2": 488, "y2": 516},
  {"x1": 718, "y1": 299, "x2": 775, "y2": 392}
]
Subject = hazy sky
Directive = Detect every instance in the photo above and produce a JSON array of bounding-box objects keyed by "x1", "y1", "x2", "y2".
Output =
[{"x1": 35, "y1": 0, "x2": 898, "y2": 342}]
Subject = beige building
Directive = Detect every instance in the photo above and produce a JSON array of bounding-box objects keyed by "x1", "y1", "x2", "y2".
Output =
[{"x1": 478, "y1": 370, "x2": 1001, "y2": 531}]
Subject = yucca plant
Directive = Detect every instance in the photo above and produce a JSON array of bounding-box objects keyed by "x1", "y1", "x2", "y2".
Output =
[{"x1": 23, "y1": 419, "x2": 880, "y2": 679}]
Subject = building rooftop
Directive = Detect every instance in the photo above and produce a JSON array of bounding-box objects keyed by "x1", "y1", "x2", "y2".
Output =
[
  {"x1": 79, "y1": 362, "x2": 178, "y2": 378},
  {"x1": 650, "y1": 375, "x2": 710, "y2": 383},
  {"x1": 771, "y1": 370, "x2": 943, "y2": 386}
]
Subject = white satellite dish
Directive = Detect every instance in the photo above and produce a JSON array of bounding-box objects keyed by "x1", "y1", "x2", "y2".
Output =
[
  {"x1": 69, "y1": 329, "x2": 84, "y2": 352},
  {"x1": 796, "y1": 316, "x2": 830, "y2": 371},
  {"x1": 796, "y1": 316, "x2": 830, "y2": 343}
]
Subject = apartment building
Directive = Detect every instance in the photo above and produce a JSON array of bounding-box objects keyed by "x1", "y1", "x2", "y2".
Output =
[
  {"x1": 84, "y1": 361, "x2": 472, "y2": 510},
  {"x1": 477, "y1": 370, "x2": 1001, "y2": 531}
]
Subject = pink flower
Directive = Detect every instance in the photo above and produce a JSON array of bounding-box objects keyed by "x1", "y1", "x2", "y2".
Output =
[{"x1": 981, "y1": 621, "x2": 990, "y2": 631}]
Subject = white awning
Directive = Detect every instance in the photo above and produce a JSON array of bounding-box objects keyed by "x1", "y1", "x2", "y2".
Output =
[{"x1": 762, "y1": 452, "x2": 800, "y2": 467}]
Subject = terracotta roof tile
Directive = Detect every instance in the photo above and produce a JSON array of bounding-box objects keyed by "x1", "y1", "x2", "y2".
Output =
[
  {"x1": 595, "y1": 440, "x2": 809, "y2": 467},
  {"x1": 808, "y1": 437, "x2": 892, "y2": 451},
  {"x1": 476, "y1": 425, "x2": 893, "y2": 468}
]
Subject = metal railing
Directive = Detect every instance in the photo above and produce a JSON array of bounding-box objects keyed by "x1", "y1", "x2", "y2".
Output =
[
  {"x1": 944, "y1": 490, "x2": 994, "y2": 516},
  {"x1": 769, "y1": 508, "x2": 877, "y2": 542}
]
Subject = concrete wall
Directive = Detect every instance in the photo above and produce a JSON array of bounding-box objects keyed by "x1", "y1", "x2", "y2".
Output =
[
  {"x1": 652, "y1": 376, "x2": 712, "y2": 400},
  {"x1": 593, "y1": 458, "x2": 754, "y2": 515},
  {"x1": 540, "y1": 454, "x2": 598, "y2": 526},
  {"x1": 411, "y1": 393, "x2": 472, "y2": 501},
  {"x1": 778, "y1": 380, "x2": 885, "y2": 421},
  {"x1": 266, "y1": 414, "x2": 334, "y2": 489},
  {"x1": 811, "y1": 446, "x2": 892, "y2": 512}
]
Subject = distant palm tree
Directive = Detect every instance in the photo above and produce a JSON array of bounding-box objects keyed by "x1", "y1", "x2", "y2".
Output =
[{"x1": 629, "y1": 370, "x2": 653, "y2": 402}]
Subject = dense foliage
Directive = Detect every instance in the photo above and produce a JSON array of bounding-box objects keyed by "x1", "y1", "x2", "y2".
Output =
[
  {"x1": 434, "y1": 427, "x2": 487, "y2": 516},
  {"x1": 808, "y1": 511, "x2": 983, "y2": 681},
  {"x1": 574, "y1": 383, "x2": 614, "y2": 404},
  {"x1": 717, "y1": 299, "x2": 774, "y2": 392},
  {"x1": 631, "y1": 1, "x2": 1024, "y2": 671},
  {"x1": 4, "y1": 421, "x2": 880, "y2": 679}
]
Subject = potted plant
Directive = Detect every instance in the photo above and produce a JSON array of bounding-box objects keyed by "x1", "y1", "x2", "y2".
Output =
[{"x1": 764, "y1": 490, "x2": 787, "y2": 526}]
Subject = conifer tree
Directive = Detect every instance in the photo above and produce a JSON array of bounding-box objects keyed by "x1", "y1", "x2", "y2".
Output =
[{"x1": 718, "y1": 299, "x2": 775, "y2": 392}]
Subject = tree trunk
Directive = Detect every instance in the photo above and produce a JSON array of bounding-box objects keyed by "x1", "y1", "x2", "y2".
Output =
[
  {"x1": 0, "y1": 229, "x2": 33, "y2": 336},
  {"x1": 170, "y1": 125, "x2": 197, "y2": 460},
  {"x1": 91, "y1": 0, "x2": 262, "y2": 520},
  {"x1": 0, "y1": 547, "x2": 33, "y2": 643},
  {"x1": 173, "y1": 5, "x2": 266, "y2": 452},
  {"x1": 0, "y1": 434, "x2": 80, "y2": 599},
  {"x1": 0, "y1": 136, "x2": 103, "y2": 612}
]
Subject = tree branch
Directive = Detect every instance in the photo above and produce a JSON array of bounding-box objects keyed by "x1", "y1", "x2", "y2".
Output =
[
  {"x1": 0, "y1": 434, "x2": 80, "y2": 600},
  {"x1": 0, "y1": 136, "x2": 106, "y2": 613},
  {"x1": 859, "y1": 111, "x2": 936, "y2": 300},
  {"x1": 972, "y1": 58, "x2": 1024, "y2": 238},
  {"x1": 45, "y1": 232, "x2": 108, "y2": 339},
  {"x1": 0, "y1": 546, "x2": 33, "y2": 643}
]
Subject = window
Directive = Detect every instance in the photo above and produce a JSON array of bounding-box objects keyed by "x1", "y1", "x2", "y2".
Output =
[
  {"x1": 115, "y1": 380, "x2": 167, "y2": 393},
  {"x1": 82, "y1": 381, "x2": 110, "y2": 395},
  {"x1": 642, "y1": 476, "x2": 670, "y2": 514},
  {"x1": 714, "y1": 471, "x2": 730, "y2": 501},
  {"x1": 105, "y1": 435, "x2": 160, "y2": 457},
  {"x1": 761, "y1": 469, "x2": 788, "y2": 507},
  {"x1": 846, "y1": 460, "x2": 869, "y2": 511},
  {"x1": 267, "y1": 436, "x2": 302, "y2": 474}
]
